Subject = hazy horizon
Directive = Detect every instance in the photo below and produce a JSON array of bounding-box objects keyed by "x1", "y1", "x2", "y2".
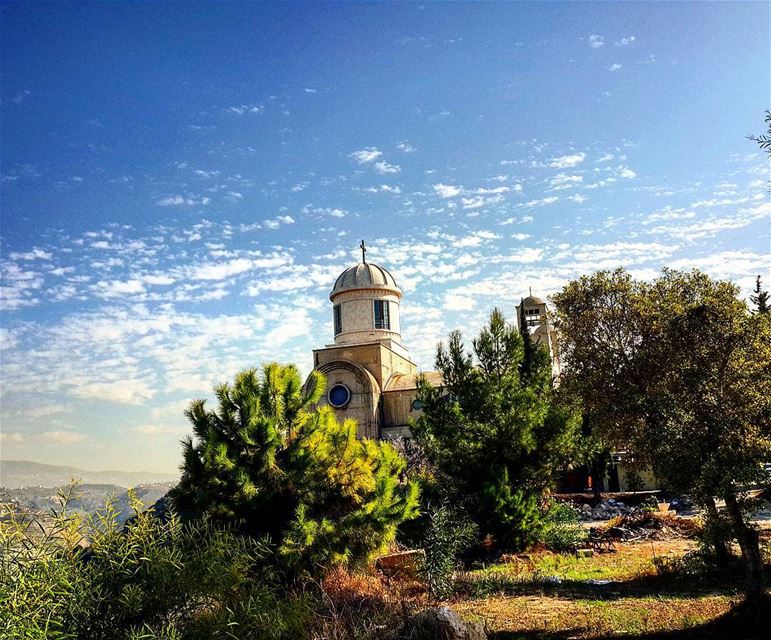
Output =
[{"x1": 1, "y1": 1, "x2": 768, "y2": 473}]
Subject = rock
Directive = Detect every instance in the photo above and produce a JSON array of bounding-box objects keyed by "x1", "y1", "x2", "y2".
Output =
[
  {"x1": 410, "y1": 606, "x2": 486, "y2": 640},
  {"x1": 375, "y1": 549, "x2": 424, "y2": 578},
  {"x1": 576, "y1": 548, "x2": 594, "y2": 558},
  {"x1": 581, "y1": 504, "x2": 592, "y2": 513}
]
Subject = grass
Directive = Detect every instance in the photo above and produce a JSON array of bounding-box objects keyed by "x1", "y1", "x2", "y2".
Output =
[{"x1": 446, "y1": 539, "x2": 763, "y2": 639}]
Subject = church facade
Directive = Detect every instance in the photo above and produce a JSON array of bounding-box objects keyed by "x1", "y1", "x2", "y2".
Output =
[
  {"x1": 311, "y1": 243, "x2": 438, "y2": 439},
  {"x1": 311, "y1": 243, "x2": 556, "y2": 440}
]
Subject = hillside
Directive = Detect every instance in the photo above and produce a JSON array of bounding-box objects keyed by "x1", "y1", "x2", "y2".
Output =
[{"x1": 0, "y1": 459, "x2": 178, "y2": 489}]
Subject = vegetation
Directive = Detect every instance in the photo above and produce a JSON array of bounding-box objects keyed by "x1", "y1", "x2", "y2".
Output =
[
  {"x1": 751, "y1": 275, "x2": 769, "y2": 314},
  {"x1": 171, "y1": 364, "x2": 419, "y2": 574},
  {"x1": 0, "y1": 486, "x2": 312, "y2": 640},
  {"x1": 420, "y1": 503, "x2": 477, "y2": 599},
  {"x1": 540, "y1": 499, "x2": 587, "y2": 552},
  {"x1": 412, "y1": 308, "x2": 581, "y2": 549},
  {"x1": 552, "y1": 268, "x2": 771, "y2": 596}
]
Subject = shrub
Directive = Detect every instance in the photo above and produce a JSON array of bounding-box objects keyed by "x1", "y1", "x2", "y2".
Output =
[
  {"x1": 421, "y1": 503, "x2": 478, "y2": 599},
  {"x1": 540, "y1": 500, "x2": 587, "y2": 552},
  {"x1": 171, "y1": 364, "x2": 420, "y2": 574},
  {"x1": 0, "y1": 485, "x2": 312, "y2": 640}
]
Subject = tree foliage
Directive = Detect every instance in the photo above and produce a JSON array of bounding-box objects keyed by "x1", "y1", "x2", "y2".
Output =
[
  {"x1": 171, "y1": 364, "x2": 419, "y2": 572},
  {"x1": 412, "y1": 308, "x2": 581, "y2": 548},
  {"x1": 552, "y1": 268, "x2": 771, "y2": 595},
  {"x1": 747, "y1": 109, "x2": 771, "y2": 155},
  {"x1": 750, "y1": 275, "x2": 769, "y2": 314},
  {"x1": 0, "y1": 486, "x2": 311, "y2": 640}
]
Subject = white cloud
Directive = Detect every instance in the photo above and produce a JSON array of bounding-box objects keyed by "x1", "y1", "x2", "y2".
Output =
[
  {"x1": 443, "y1": 292, "x2": 476, "y2": 311},
  {"x1": 13, "y1": 89, "x2": 31, "y2": 104},
  {"x1": 588, "y1": 34, "x2": 605, "y2": 48},
  {"x1": 609, "y1": 63, "x2": 622, "y2": 72},
  {"x1": 363, "y1": 184, "x2": 401, "y2": 194},
  {"x1": 396, "y1": 141, "x2": 416, "y2": 153},
  {"x1": 264, "y1": 215, "x2": 295, "y2": 229},
  {"x1": 615, "y1": 36, "x2": 636, "y2": 46},
  {"x1": 349, "y1": 148, "x2": 383, "y2": 164},
  {"x1": 433, "y1": 183, "x2": 462, "y2": 198},
  {"x1": 374, "y1": 160, "x2": 401, "y2": 174},
  {"x1": 227, "y1": 103, "x2": 264, "y2": 115},
  {"x1": 94, "y1": 279, "x2": 146, "y2": 297},
  {"x1": 548, "y1": 152, "x2": 586, "y2": 168},
  {"x1": 453, "y1": 230, "x2": 501, "y2": 248},
  {"x1": 42, "y1": 431, "x2": 85, "y2": 444},
  {"x1": 156, "y1": 195, "x2": 210, "y2": 207},
  {"x1": 522, "y1": 196, "x2": 558, "y2": 207},
  {"x1": 549, "y1": 174, "x2": 583, "y2": 190},
  {"x1": 9, "y1": 248, "x2": 52, "y2": 261}
]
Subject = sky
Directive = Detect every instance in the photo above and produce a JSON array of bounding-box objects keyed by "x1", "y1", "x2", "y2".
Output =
[{"x1": 1, "y1": 1, "x2": 769, "y2": 474}]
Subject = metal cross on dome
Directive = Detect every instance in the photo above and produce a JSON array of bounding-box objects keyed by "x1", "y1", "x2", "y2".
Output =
[{"x1": 360, "y1": 239, "x2": 367, "y2": 263}]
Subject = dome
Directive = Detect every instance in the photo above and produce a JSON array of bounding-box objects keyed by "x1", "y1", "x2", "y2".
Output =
[
  {"x1": 521, "y1": 295, "x2": 545, "y2": 306},
  {"x1": 330, "y1": 262, "x2": 400, "y2": 299}
]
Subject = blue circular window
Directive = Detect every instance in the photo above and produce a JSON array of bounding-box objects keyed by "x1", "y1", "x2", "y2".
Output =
[
  {"x1": 328, "y1": 384, "x2": 351, "y2": 408},
  {"x1": 411, "y1": 398, "x2": 424, "y2": 411}
]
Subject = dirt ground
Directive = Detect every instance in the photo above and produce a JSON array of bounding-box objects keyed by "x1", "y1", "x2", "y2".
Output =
[{"x1": 451, "y1": 538, "x2": 767, "y2": 639}]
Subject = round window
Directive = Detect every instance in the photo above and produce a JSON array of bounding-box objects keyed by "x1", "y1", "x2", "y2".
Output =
[
  {"x1": 411, "y1": 398, "x2": 424, "y2": 411},
  {"x1": 328, "y1": 384, "x2": 351, "y2": 408}
]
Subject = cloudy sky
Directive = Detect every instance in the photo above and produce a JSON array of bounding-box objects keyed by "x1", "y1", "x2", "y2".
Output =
[{"x1": 1, "y1": 1, "x2": 768, "y2": 473}]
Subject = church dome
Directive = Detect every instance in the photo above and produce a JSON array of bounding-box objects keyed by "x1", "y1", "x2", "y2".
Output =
[{"x1": 330, "y1": 262, "x2": 401, "y2": 299}]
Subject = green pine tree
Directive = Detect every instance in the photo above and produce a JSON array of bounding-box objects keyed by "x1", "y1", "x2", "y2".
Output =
[
  {"x1": 413, "y1": 308, "x2": 581, "y2": 549},
  {"x1": 171, "y1": 363, "x2": 419, "y2": 573}
]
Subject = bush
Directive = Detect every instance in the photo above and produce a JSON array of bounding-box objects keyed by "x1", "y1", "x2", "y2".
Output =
[
  {"x1": 421, "y1": 504, "x2": 478, "y2": 599},
  {"x1": 171, "y1": 364, "x2": 419, "y2": 574},
  {"x1": 0, "y1": 485, "x2": 312, "y2": 640},
  {"x1": 540, "y1": 500, "x2": 587, "y2": 552}
]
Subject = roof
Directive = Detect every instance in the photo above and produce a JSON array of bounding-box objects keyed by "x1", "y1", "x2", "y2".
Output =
[
  {"x1": 331, "y1": 262, "x2": 400, "y2": 297},
  {"x1": 521, "y1": 295, "x2": 546, "y2": 306},
  {"x1": 385, "y1": 371, "x2": 443, "y2": 392}
]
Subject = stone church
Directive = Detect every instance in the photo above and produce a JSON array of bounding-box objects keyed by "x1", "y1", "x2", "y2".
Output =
[{"x1": 311, "y1": 243, "x2": 558, "y2": 440}]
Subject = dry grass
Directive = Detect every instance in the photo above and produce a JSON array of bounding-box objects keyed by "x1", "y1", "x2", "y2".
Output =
[
  {"x1": 448, "y1": 539, "x2": 755, "y2": 638},
  {"x1": 454, "y1": 593, "x2": 737, "y2": 638},
  {"x1": 309, "y1": 539, "x2": 766, "y2": 639}
]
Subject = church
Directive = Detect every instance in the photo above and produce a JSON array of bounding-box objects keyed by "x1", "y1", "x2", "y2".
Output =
[{"x1": 310, "y1": 242, "x2": 559, "y2": 440}]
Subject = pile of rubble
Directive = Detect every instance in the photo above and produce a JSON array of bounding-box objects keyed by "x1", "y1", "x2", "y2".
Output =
[
  {"x1": 576, "y1": 498, "x2": 634, "y2": 521},
  {"x1": 595, "y1": 511, "x2": 699, "y2": 541}
]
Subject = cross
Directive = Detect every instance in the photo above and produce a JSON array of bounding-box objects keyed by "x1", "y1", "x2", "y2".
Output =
[{"x1": 360, "y1": 240, "x2": 367, "y2": 263}]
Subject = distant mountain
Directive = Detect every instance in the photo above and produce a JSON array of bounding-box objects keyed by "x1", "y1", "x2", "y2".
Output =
[
  {"x1": 0, "y1": 459, "x2": 178, "y2": 489},
  {"x1": 0, "y1": 482, "x2": 176, "y2": 525}
]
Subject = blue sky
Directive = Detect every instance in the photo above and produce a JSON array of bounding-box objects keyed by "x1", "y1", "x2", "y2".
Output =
[{"x1": 1, "y1": 1, "x2": 769, "y2": 473}]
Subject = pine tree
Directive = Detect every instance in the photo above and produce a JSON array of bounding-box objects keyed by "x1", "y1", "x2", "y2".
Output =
[
  {"x1": 171, "y1": 363, "x2": 419, "y2": 572},
  {"x1": 413, "y1": 308, "x2": 581, "y2": 549},
  {"x1": 750, "y1": 275, "x2": 769, "y2": 314}
]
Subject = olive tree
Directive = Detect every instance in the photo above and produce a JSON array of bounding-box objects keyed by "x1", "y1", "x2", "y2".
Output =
[{"x1": 553, "y1": 269, "x2": 771, "y2": 596}]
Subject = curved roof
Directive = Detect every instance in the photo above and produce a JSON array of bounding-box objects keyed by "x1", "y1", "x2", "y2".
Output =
[
  {"x1": 521, "y1": 295, "x2": 545, "y2": 306},
  {"x1": 331, "y1": 262, "x2": 400, "y2": 297},
  {"x1": 385, "y1": 371, "x2": 443, "y2": 392}
]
